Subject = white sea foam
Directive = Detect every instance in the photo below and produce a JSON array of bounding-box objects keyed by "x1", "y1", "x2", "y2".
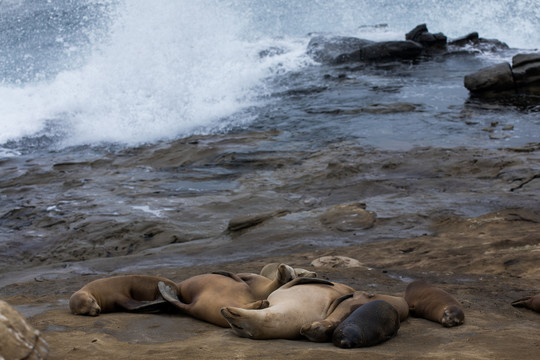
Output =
[
  {"x1": 0, "y1": 0, "x2": 538, "y2": 149},
  {"x1": 0, "y1": 0, "x2": 309, "y2": 148}
]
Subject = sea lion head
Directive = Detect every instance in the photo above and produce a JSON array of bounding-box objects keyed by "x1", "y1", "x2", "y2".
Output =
[
  {"x1": 332, "y1": 324, "x2": 362, "y2": 348},
  {"x1": 300, "y1": 319, "x2": 334, "y2": 342},
  {"x1": 441, "y1": 304, "x2": 464, "y2": 327},
  {"x1": 69, "y1": 291, "x2": 101, "y2": 316},
  {"x1": 294, "y1": 268, "x2": 317, "y2": 278},
  {"x1": 276, "y1": 264, "x2": 297, "y2": 284}
]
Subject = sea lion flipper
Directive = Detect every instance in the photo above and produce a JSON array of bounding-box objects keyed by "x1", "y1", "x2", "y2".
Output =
[
  {"x1": 124, "y1": 298, "x2": 170, "y2": 313},
  {"x1": 158, "y1": 281, "x2": 183, "y2": 306},
  {"x1": 511, "y1": 296, "x2": 532, "y2": 307},
  {"x1": 244, "y1": 300, "x2": 270, "y2": 309},
  {"x1": 211, "y1": 271, "x2": 244, "y2": 282},
  {"x1": 326, "y1": 293, "x2": 355, "y2": 314},
  {"x1": 281, "y1": 277, "x2": 334, "y2": 289}
]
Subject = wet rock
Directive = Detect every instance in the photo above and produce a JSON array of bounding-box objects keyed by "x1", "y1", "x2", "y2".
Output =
[
  {"x1": 228, "y1": 209, "x2": 291, "y2": 232},
  {"x1": 405, "y1": 23, "x2": 447, "y2": 50},
  {"x1": 464, "y1": 53, "x2": 540, "y2": 96},
  {"x1": 464, "y1": 62, "x2": 515, "y2": 94},
  {"x1": 0, "y1": 300, "x2": 49, "y2": 360},
  {"x1": 448, "y1": 32, "x2": 509, "y2": 52},
  {"x1": 449, "y1": 32, "x2": 480, "y2": 47},
  {"x1": 306, "y1": 102, "x2": 419, "y2": 115},
  {"x1": 311, "y1": 255, "x2": 363, "y2": 268},
  {"x1": 361, "y1": 102, "x2": 418, "y2": 114},
  {"x1": 334, "y1": 40, "x2": 423, "y2": 64},
  {"x1": 512, "y1": 53, "x2": 540, "y2": 68},
  {"x1": 319, "y1": 202, "x2": 376, "y2": 231},
  {"x1": 307, "y1": 35, "x2": 375, "y2": 64},
  {"x1": 511, "y1": 53, "x2": 540, "y2": 91}
]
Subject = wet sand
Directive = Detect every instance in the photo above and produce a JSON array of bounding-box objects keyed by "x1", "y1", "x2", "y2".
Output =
[{"x1": 1, "y1": 132, "x2": 539, "y2": 359}]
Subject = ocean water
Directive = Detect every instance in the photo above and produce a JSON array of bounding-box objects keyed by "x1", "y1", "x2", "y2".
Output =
[{"x1": 0, "y1": 0, "x2": 539, "y2": 155}]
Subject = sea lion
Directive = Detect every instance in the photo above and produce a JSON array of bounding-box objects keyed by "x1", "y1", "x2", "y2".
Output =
[
  {"x1": 158, "y1": 263, "x2": 296, "y2": 327},
  {"x1": 404, "y1": 279, "x2": 465, "y2": 327},
  {"x1": 511, "y1": 293, "x2": 540, "y2": 313},
  {"x1": 220, "y1": 278, "x2": 355, "y2": 339},
  {"x1": 332, "y1": 300, "x2": 400, "y2": 348},
  {"x1": 260, "y1": 262, "x2": 317, "y2": 280},
  {"x1": 69, "y1": 275, "x2": 178, "y2": 316},
  {"x1": 300, "y1": 291, "x2": 409, "y2": 342}
]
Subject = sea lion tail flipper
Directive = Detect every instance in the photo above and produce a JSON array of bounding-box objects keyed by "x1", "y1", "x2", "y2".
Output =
[
  {"x1": 327, "y1": 293, "x2": 354, "y2": 314},
  {"x1": 511, "y1": 296, "x2": 532, "y2": 307},
  {"x1": 281, "y1": 277, "x2": 334, "y2": 289},
  {"x1": 124, "y1": 299, "x2": 170, "y2": 313},
  {"x1": 244, "y1": 300, "x2": 270, "y2": 309},
  {"x1": 158, "y1": 281, "x2": 188, "y2": 310},
  {"x1": 211, "y1": 271, "x2": 244, "y2": 282}
]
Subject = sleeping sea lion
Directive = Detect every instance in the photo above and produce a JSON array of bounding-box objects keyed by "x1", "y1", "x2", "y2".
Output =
[
  {"x1": 158, "y1": 263, "x2": 296, "y2": 327},
  {"x1": 404, "y1": 279, "x2": 465, "y2": 327},
  {"x1": 332, "y1": 300, "x2": 400, "y2": 348},
  {"x1": 511, "y1": 293, "x2": 540, "y2": 313},
  {"x1": 260, "y1": 262, "x2": 317, "y2": 280},
  {"x1": 220, "y1": 278, "x2": 355, "y2": 339},
  {"x1": 300, "y1": 291, "x2": 408, "y2": 342},
  {"x1": 69, "y1": 275, "x2": 178, "y2": 316}
]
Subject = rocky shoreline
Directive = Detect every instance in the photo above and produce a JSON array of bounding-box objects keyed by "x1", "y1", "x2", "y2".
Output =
[
  {"x1": 1, "y1": 131, "x2": 539, "y2": 359},
  {"x1": 307, "y1": 23, "x2": 510, "y2": 65},
  {"x1": 1, "y1": 22, "x2": 540, "y2": 360}
]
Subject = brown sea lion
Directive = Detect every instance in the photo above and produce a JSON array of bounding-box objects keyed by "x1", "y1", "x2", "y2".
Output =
[
  {"x1": 69, "y1": 275, "x2": 178, "y2": 316},
  {"x1": 300, "y1": 291, "x2": 409, "y2": 342},
  {"x1": 158, "y1": 264, "x2": 296, "y2": 327},
  {"x1": 404, "y1": 279, "x2": 465, "y2": 327},
  {"x1": 220, "y1": 278, "x2": 355, "y2": 339},
  {"x1": 332, "y1": 300, "x2": 400, "y2": 348},
  {"x1": 260, "y1": 262, "x2": 317, "y2": 280},
  {"x1": 511, "y1": 293, "x2": 540, "y2": 313}
]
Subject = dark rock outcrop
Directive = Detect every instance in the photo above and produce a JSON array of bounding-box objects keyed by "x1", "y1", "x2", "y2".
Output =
[
  {"x1": 512, "y1": 53, "x2": 540, "y2": 91},
  {"x1": 464, "y1": 53, "x2": 540, "y2": 95},
  {"x1": 448, "y1": 32, "x2": 509, "y2": 52},
  {"x1": 334, "y1": 40, "x2": 423, "y2": 64},
  {"x1": 307, "y1": 35, "x2": 375, "y2": 64},
  {"x1": 405, "y1": 23, "x2": 447, "y2": 50},
  {"x1": 464, "y1": 62, "x2": 515, "y2": 94},
  {"x1": 306, "y1": 24, "x2": 509, "y2": 65}
]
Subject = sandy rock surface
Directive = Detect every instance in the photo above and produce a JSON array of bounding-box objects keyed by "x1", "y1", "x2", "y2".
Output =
[{"x1": 1, "y1": 133, "x2": 539, "y2": 359}]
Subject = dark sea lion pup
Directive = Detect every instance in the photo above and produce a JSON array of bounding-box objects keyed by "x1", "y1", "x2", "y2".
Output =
[
  {"x1": 70, "y1": 275, "x2": 178, "y2": 316},
  {"x1": 511, "y1": 293, "x2": 540, "y2": 313},
  {"x1": 332, "y1": 300, "x2": 400, "y2": 348},
  {"x1": 300, "y1": 291, "x2": 408, "y2": 342},
  {"x1": 404, "y1": 279, "x2": 465, "y2": 327}
]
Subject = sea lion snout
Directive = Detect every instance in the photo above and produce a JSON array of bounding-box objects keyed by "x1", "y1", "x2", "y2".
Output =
[
  {"x1": 333, "y1": 325, "x2": 361, "y2": 348},
  {"x1": 85, "y1": 296, "x2": 101, "y2": 316},
  {"x1": 70, "y1": 291, "x2": 101, "y2": 316},
  {"x1": 89, "y1": 304, "x2": 101, "y2": 316},
  {"x1": 441, "y1": 305, "x2": 464, "y2": 327}
]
